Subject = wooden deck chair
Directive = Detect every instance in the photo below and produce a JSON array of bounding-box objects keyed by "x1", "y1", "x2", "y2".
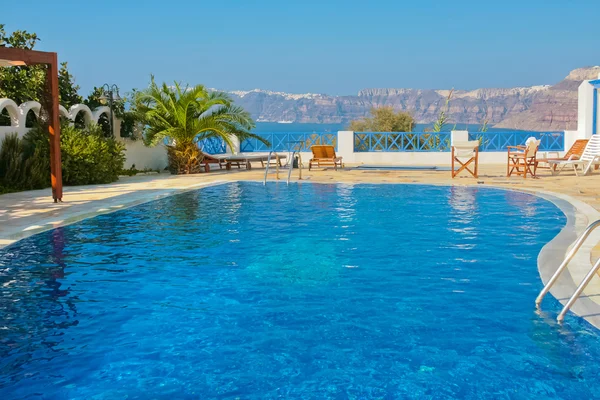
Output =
[
  {"x1": 536, "y1": 139, "x2": 588, "y2": 171},
  {"x1": 507, "y1": 137, "x2": 540, "y2": 178},
  {"x1": 308, "y1": 145, "x2": 344, "y2": 170},
  {"x1": 548, "y1": 135, "x2": 600, "y2": 176},
  {"x1": 451, "y1": 140, "x2": 479, "y2": 178},
  {"x1": 199, "y1": 151, "x2": 229, "y2": 172}
]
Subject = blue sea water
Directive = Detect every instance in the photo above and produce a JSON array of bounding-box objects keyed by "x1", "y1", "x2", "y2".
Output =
[
  {"x1": 1, "y1": 182, "x2": 600, "y2": 399},
  {"x1": 254, "y1": 122, "x2": 523, "y2": 133}
]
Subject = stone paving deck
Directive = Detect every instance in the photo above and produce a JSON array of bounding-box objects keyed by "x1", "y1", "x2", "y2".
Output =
[{"x1": 2, "y1": 164, "x2": 600, "y2": 327}]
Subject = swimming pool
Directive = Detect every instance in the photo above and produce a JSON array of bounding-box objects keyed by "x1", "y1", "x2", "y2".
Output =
[{"x1": 1, "y1": 182, "x2": 599, "y2": 398}]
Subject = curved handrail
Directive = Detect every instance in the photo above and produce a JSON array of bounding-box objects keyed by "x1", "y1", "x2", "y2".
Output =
[
  {"x1": 286, "y1": 151, "x2": 303, "y2": 185},
  {"x1": 557, "y1": 257, "x2": 600, "y2": 323},
  {"x1": 535, "y1": 219, "x2": 600, "y2": 308},
  {"x1": 263, "y1": 151, "x2": 281, "y2": 185}
]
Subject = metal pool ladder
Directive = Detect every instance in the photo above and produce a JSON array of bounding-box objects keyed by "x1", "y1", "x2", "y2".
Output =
[
  {"x1": 535, "y1": 219, "x2": 600, "y2": 323},
  {"x1": 263, "y1": 150, "x2": 303, "y2": 185}
]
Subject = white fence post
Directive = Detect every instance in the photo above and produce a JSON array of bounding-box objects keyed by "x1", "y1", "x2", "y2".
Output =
[{"x1": 337, "y1": 131, "x2": 355, "y2": 164}]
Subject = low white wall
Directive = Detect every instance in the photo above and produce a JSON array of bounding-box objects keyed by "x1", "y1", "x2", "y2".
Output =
[
  {"x1": 121, "y1": 140, "x2": 168, "y2": 171},
  {"x1": 0, "y1": 98, "x2": 168, "y2": 172},
  {"x1": 343, "y1": 151, "x2": 508, "y2": 166}
]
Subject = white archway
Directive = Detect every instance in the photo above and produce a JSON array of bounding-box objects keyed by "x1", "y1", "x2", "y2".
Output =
[
  {"x1": 68, "y1": 104, "x2": 93, "y2": 127},
  {"x1": 59, "y1": 105, "x2": 69, "y2": 120},
  {"x1": 18, "y1": 101, "x2": 42, "y2": 128},
  {"x1": 92, "y1": 106, "x2": 111, "y2": 123},
  {"x1": 0, "y1": 98, "x2": 21, "y2": 127}
]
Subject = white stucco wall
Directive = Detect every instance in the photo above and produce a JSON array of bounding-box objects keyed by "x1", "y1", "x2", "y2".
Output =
[
  {"x1": 0, "y1": 98, "x2": 168, "y2": 171},
  {"x1": 122, "y1": 140, "x2": 168, "y2": 171},
  {"x1": 577, "y1": 81, "x2": 595, "y2": 138}
]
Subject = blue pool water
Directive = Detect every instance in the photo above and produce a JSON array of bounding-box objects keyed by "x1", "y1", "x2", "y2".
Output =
[{"x1": 1, "y1": 182, "x2": 600, "y2": 399}]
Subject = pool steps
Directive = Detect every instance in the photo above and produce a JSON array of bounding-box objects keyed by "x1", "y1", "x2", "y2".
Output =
[
  {"x1": 263, "y1": 150, "x2": 302, "y2": 185},
  {"x1": 536, "y1": 219, "x2": 600, "y2": 322}
]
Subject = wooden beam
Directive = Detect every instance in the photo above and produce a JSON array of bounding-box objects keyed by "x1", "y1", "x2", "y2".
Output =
[
  {"x1": 0, "y1": 47, "x2": 63, "y2": 201},
  {"x1": 45, "y1": 53, "x2": 63, "y2": 202},
  {"x1": 0, "y1": 47, "x2": 55, "y2": 65}
]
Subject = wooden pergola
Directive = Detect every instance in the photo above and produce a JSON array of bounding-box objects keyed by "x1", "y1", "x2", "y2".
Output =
[{"x1": 0, "y1": 47, "x2": 62, "y2": 202}]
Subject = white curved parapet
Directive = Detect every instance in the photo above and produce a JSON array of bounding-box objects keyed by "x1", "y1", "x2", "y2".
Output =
[
  {"x1": 17, "y1": 101, "x2": 42, "y2": 129},
  {"x1": 68, "y1": 103, "x2": 94, "y2": 126},
  {"x1": 0, "y1": 97, "x2": 168, "y2": 171},
  {"x1": 91, "y1": 106, "x2": 111, "y2": 124},
  {"x1": 0, "y1": 98, "x2": 20, "y2": 127}
]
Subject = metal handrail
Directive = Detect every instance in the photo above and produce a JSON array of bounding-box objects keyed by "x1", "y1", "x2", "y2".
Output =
[
  {"x1": 263, "y1": 151, "x2": 280, "y2": 185},
  {"x1": 286, "y1": 151, "x2": 303, "y2": 184},
  {"x1": 534, "y1": 219, "x2": 600, "y2": 322},
  {"x1": 557, "y1": 257, "x2": 600, "y2": 322},
  {"x1": 535, "y1": 219, "x2": 600, "y2": 307}
]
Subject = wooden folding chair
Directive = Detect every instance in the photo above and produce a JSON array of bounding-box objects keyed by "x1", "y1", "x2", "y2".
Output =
[
  {"x1": 451, "y1": 140, "x2": 479, "y2": 178},
  {"x1": 507, "y1": 138, "x2": 540, "y2": 178}
]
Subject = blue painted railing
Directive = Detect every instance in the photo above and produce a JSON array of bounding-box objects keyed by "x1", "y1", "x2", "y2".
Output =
[
  {"x1": 354, "y1": 132, "x2": 452, "y2": 152},
  {"x1": 240, "y1": 132, "x2": 337, "y2": 152},
  {"x1": 468, "y1": 131, "x2": 564, "y2": 152},
  {"x1": 196, "y1": 137, "x2": 227, "y2": 154},
  {"x1": 193, "y1": 131, "x2": 564, "y2": 154}
]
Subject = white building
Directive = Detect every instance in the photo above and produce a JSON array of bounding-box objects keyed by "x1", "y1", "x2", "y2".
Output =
[{"x1": 578, "y1": 73, "x2": 600, "y2": 138}]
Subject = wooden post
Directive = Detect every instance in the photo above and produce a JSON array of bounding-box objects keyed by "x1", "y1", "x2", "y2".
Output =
[
  {"x1": 47, "y1": 53, "x2": 62, "y2": 202},
  {"x1": 0, "y1": 47, "x2": 63, "y2": 201}
]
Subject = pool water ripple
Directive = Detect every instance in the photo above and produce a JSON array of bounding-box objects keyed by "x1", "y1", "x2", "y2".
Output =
[{"x1": 1, "y1": 182, "x2": 599, "y2": 399}]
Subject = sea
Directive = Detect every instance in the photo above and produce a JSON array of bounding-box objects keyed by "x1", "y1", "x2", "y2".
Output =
[{"x1": 254, "y1": 122, "x2": 521, "y2": 133}]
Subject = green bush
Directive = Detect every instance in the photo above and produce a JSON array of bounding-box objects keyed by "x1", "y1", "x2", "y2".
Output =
[
  {"x1": 60, "y1": 123, "x2": 126, "y2": 185},
  {"x1": 0, "y1": 123, "x2": 126, "y2": 192},
  {"x1": 348, "y1": 107, "x2": 415, "y2": 132},
  {"x1": 0, "y1": 133, "x2": 49, "y2": 191}
]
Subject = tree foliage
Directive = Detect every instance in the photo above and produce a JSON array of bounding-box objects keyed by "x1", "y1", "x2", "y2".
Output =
[
  {"x1": 0, "y1": 25, "x2": 82, "y2": 108},
  {"x1": 0, "y1": 25, "x2": 45, "y2": 105},
  {"x1": 348, "y1": 107, "x2": 414, "y2": 132},
  {"x1": 58, "y1": 62, "x2": 83, "y2": 108},
  {"x1": 134, "y1": 77, "x2": 264, "y2": 174}
]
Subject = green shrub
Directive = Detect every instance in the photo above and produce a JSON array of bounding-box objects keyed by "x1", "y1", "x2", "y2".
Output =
[
  {"x1": 0, "y1": 123, "x2": 126, "y2": 192},
  {"x1": 0, "y1": 133, "x2": 49, "y2": 190},
  {"x1": 59, "y1": 123, "x2": 126, "y2": 185}
]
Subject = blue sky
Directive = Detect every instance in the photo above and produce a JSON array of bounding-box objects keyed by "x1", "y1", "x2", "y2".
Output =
[{"x1": 4, "y1": 0, "x2": 598, "y2": 97}]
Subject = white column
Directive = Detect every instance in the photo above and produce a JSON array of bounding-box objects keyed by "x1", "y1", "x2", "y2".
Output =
[
  {"x1": 577, "y1": 81, "x2": 595, "y2": 139},
  {"x1": 337, "y1": 131, "x2": 355, "y2": 163}
]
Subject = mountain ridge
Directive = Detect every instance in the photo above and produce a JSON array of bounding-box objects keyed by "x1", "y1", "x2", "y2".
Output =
[{"x1": 221, "y1": 66, "x2": 600, "y2": 131}]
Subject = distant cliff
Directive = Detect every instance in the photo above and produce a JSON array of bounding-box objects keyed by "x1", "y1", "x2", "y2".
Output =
[{"x1": 223, "y1": 66, "x2": 600, "y2": 131}]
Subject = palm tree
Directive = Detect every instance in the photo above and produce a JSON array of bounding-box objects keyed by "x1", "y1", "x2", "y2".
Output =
[{"x1": 134, "y1": 77, "x2": 267, "y2": 174}]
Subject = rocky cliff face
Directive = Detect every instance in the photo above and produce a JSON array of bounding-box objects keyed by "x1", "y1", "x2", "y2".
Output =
[{"x1": 225, "y1": 66, "x2": 600, "y2": 130}]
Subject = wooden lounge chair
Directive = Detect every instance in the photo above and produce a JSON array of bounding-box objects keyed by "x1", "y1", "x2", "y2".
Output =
[
  {"x1": 451, "y1": 140, "x2": 479, "y2": 178},
  {"x1": 308, "y1": 145, "x2": 343, "y2": 170},
  {"x1": 507, "y1": 137, "x2": 540, "y2": 178},
  {"x1": 222, "y1": 153, "x2": 286, "y2": 170},
  {"x1": 536, "y1": 139, "x2": 588, "y2": 171},
  {"x1": 548, "y1": 135, "x2": 600, "y2": 176},
  {"x1": 199, "y1": 152, "x2": 228, "y2": 172}
]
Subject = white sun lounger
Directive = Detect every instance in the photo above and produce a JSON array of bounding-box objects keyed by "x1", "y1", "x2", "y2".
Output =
[
  {"x1": 548, "y1": 135, "x2": 600, "y2": 176},
  {"x1": 222, "y1": 153, "x2": 287, "y2": 170}
]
